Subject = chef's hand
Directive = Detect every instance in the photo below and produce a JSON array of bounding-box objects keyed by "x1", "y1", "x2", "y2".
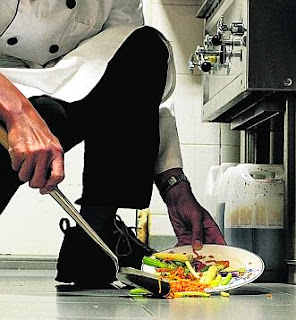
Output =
[
  {"x1": 0, "y1": 72, "x2": 64, "y2": 194},
  {"x1": 6, "y1": 117, "x2": 64, "y2": 194},
  {"x1": 155, "y1": 168, "x2": 226, "y2": 252}
]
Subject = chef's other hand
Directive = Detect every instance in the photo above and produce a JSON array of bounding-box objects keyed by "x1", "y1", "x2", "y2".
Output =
[
  {"x1": 155, "y1": 168, "x2": 226, "y2": 252},
  {"x1": 7, "y1": 119, "x2": 64, "y2": 194}
]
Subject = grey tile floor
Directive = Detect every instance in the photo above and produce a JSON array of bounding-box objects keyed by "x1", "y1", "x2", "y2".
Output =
[{"x1": 0, "y1": 269, "x2": 295, "y2": 320}]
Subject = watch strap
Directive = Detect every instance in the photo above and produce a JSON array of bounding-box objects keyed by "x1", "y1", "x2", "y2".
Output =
[{"x1": 159, "y1": 174, "x2": 190, "y2": 199}]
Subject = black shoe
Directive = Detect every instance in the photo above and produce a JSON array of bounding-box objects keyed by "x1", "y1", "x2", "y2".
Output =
[
  {"x1": 113, "y1": 215, "x2": 156, "y2": 269},
  {"x1": 55, "y1": 216, "x2": 156, "y2": 288},
  {"x1": 55, "y1": 218, "x2": 116, "y2": 288}
]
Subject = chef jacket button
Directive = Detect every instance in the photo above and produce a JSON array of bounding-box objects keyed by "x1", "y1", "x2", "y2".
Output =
[
  {"x1": 7, "y1": 37, "x2": 18, "y2": 45},
  {"x1": 49, "y1": 44, "x2": 60, "y2": 54},
  {"x1": 66, "y1": 0, "x2": 76, "y2": 9}
]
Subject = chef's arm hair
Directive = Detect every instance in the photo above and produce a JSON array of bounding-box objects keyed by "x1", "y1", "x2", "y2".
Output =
[
  {"x1": 102, "y1": 0, "x2": 144, "y2": 30},
  {"x1": 154, "y1": 98, "x2": 183, "y2": 175}
]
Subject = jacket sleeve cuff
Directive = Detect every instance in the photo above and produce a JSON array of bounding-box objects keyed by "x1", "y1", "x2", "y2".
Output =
[{"x1": 154, "y1": 100, "x2": 183, "y2": 175}]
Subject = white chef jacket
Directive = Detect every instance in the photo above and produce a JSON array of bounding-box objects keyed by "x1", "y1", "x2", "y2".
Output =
[{"x1": 0, "y1": 0, "x2": 182, "y2": 175}]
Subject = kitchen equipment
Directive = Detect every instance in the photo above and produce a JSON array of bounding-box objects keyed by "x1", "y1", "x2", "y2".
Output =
[
  {"x1": 205, "y1": 163, "x2": 238, "y2": 231},
  {"x1": 0, "y1": 124, "x2": 170, "y2": 296},
  {"x1": 190, "y1": 0, "x2": 296, "y2": 128},
  {"x1": 190, "y1": 0, "x2": 296, "y2": 285},
  {"x1": 223, "y1": 163, "x2": 285, "y2": 281}
]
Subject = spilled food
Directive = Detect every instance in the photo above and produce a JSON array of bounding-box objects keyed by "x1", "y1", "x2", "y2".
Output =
[{"x1": 130, "y1": 251, "x2": 246, "y2": 299}]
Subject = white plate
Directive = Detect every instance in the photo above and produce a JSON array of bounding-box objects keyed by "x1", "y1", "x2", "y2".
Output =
[{"x1": 142, "y1": 244, "x2": 265, "y2": 293}]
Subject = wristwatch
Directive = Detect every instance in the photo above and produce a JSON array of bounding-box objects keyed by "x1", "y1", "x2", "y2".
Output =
[{"x1": 159, "y1": 174, "x2": 190, "y2": 199}]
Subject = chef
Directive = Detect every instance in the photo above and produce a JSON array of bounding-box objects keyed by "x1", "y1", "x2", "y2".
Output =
[{"x1": 0, "y1": 0, "x2": 225, "y2": 287}]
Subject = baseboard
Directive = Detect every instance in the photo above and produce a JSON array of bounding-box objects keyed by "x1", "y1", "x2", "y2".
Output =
[
  {"x1": 0, "y1": 254, "x2": 57, "y2": 270},
  {"x1": 148, "y1": 235, "x2": 177, "y2": 251}
]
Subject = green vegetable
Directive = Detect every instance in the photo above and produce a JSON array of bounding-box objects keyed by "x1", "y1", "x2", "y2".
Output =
[
  {"x1": 175, "y1": 261, "x2": 186, "y2": 267},
  {"x1": 200, "y1": 265, "x2": 218, "y2": 284},
  {"x1": 174, "y1": 291, "x2": 211, "y2": 298},
  {"x1": 223, "y1": 267, "x2": 246, "y2": 274},
  {"x1": 129, "y1": 287, "x2": 151, "y2": 296},
  {"x1": 210, "y1": 274, "x2": 222, "y2": 287},
  {"x1": 185, "y1": 260, "x2": 200, "y2": 279},
  {"x1": 153, "y1": 252, "x2": 193, "y2": 263},
  {"x1": 220, "y1": 291, "x2": 230, "y2": 297},
  {"x1": 200, "y1": 265, "x2": 210, "y2": 272},
  {"x1": 142, "y1": 256, "x2": 168, "y2": 268},
  {"x1": 220, "y1": 272, "x2": 233, "y2": 286}
]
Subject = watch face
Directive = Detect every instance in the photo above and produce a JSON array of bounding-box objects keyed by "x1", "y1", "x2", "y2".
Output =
[{"x1": 168, "y1": 176, "x2": 178, "y2": 186}]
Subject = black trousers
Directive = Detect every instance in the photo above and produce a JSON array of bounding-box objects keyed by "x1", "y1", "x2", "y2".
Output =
[{"x1": 0, "y1": 26, "x2": 169, "y2": 213}]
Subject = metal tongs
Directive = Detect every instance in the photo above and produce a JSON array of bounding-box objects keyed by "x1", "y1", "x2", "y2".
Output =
[{"x1": 0, "y1": 125, "x2": 169, "y2": 296}]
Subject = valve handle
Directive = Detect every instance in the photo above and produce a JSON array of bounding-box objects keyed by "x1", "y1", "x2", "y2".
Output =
[
  {"x1": 211, "y1": 35, "x2": 221, "y2": 46},
  {"x1": 200, "y1": 61, "x2": 212, "y2": 72}
]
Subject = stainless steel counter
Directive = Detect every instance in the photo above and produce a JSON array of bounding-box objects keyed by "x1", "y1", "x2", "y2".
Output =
[{"x1": 0, "y1": 269, "x2": 295, "y2": 320}]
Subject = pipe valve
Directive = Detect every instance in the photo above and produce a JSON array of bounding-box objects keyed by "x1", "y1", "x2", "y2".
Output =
[{"x1": 189, "y1": 16, "x2": 246, "y2": 73}]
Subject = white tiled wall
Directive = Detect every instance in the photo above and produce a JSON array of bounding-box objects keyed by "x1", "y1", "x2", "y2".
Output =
[{"x1": 0, "y1": 1, "x2": 240, "y2": 256}]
